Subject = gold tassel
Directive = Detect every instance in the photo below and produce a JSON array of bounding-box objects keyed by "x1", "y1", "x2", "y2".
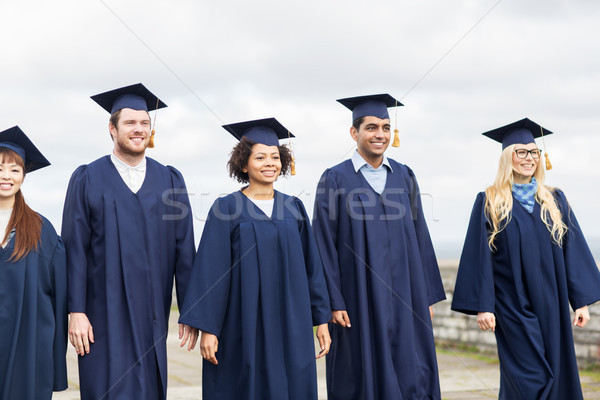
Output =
[
  {"x1": 148, "y1": 129, "x2": 155, "y2": 149},
  {"x1": 148, "y1": 97, "x2": 159, "y2": 149},
  {"x1": 545, "y1": 152, "x2": 552, "y2": 171},
  {"x1": 391, "y1": 129, "x2": 400, "y2": 147},
  {"x1": 290, "y1": 156, "x2": 296, "y2": 175}
]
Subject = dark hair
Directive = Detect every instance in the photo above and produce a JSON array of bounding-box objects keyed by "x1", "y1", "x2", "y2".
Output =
[
  {"x1": 352, "y1": 117, "x2": 366, "y2": 130},
  {"x1": 227, "y1": 137, "x2": 293, "y2": 184},
  {"x1": 0, "y1": 148, "x2": 42, "y2": 261},
  {"x1": 109, "y1": 109, "x2": 122, "y2": 128}
]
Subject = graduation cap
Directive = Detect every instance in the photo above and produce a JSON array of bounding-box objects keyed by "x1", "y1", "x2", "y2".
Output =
[
  {"x1": 91, "y1": 83, "x2": 167, "y2": 114},
  {"x1": 223, "y1": 118, "x2": 296, "y2": 175},
  {"x1": 222, "y1": 118, "x2": 294, "y2": 146},
  {"x1": 337, "y1": 94, "x2": 404, "y2": 147},
  {"x1": 482, "y1": 117, "x2": 554, "y2": 170},
  {"x1": 337, "y1": 94, "x2": 403, "y2": 121},
  {"x1": 0, "y1": 126, "x2": 51, "y2": 172},
  {"x1": 91, "y1": 83, "x2": 167, "y2": 148}
]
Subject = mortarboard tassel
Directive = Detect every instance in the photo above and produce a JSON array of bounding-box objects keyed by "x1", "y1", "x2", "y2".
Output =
[
  {"x1": 287, "y1": 128, "x2": 296, "y2": 175},
  {"x1": 147, "y1": 98, "x2": 159, "y2": 149},
  {"x1": 545, "y1": 152, "x2": 552, "y2": 171},
  {"x1": 148, "y1": 129, "x2": 155, "y2": 148},
  {"x1": 391, "y1": 100, "x2": 400, "y2": 147},
  {"x1": 539, "y1": 125, "x2": 551, "y2": 171},
  {"x1": 392, "y1": 128, "x2": 400, "y2": 147}
]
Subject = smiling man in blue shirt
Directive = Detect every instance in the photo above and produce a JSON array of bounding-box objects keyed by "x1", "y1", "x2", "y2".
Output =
[{"x1": 312, "y1": 94, "x2": 446, "y2": 400}]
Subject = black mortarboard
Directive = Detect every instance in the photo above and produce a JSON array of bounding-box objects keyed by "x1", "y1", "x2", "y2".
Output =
[
  {"x1": 482, "y1": 118, "x2": 553, "y2": 150},
  {"x1": 222, "y1": 118, "x2": 294, "y2": 146},
  {"x1": 0, "y1": 126, "x2": 51, "y2": 172},
  {"x1": 91, "y1": 83, "x2": 167, "y2": 114},
  {"x1": 337, "y1": 94, "x2": 403, "y2": 121}
]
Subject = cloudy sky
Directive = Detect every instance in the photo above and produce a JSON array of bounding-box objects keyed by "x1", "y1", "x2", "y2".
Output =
[{"x1": 1, "y1": 0, "x2": 599, "y2": 259}]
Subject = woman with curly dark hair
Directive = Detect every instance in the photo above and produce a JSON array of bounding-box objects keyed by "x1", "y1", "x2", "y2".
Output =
[
  {"x1": 179, "y1": 118, "x2": 331, "y2": 400},
  {"x1": 0, "y1": 126, "x2": 67, "y2": 400}
]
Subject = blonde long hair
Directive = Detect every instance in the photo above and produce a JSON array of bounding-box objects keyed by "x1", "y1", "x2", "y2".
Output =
[{"x1": 484, "y1": 144, "x2": 567, "y2": 250}]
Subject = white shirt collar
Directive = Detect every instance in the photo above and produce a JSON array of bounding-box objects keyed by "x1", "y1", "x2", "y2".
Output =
[
  {"x1": 109, "y1": 153, "x2": 147, "y2": 193},
  {"x1": 110, "y1": 153, "x2": 146, "y2": 172},
  {"x1": 350, "y1": 150, "x2": 392, "y2": 172}
]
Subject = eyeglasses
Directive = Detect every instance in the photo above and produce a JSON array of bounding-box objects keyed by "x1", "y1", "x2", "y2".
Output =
[{"x1": 514, "y1": 148, "x2": 542, "y2": 159}]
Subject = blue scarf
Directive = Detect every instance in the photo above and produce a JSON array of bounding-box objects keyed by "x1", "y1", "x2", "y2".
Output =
[{"x1": 512, "y1": 177, "x2": 537, "y2": 213}]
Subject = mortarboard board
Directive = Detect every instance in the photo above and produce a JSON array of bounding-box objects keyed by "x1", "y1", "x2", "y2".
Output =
[
  {"x1": 482, "y1": 118, "x2": 552, "y2": 150},
  {"x1": 91, "y1": 83, "x2": 167, "y2": 114},
  {"x1": 0, "y1": 126, "x2": 51, "y2": 172},
  {"x1": 222, "y1": 118, "x2": 295, "y2": 147},
  {"x1": 337, "y1": 94, "x2": 403, "y2": 121}
]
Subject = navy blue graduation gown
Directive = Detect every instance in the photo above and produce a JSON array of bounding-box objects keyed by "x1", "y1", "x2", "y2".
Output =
[
  {"x1": 178, "y1": 190, "x2": 331, "y2": 400},
  {"x1": 312, "y1": 159, "x2": 446, "y2": 400},
  {"x1": 61, "y1": 156, "x2": 195, "y2": 400},
  {"x1": 452, "y1": 190, "x2": 600, "y2": 400},
  {"x1": 0, "y1": 216, "x2": 67, "y2": 400}
]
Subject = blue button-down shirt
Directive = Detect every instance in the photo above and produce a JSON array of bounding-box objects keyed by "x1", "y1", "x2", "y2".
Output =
[{"x1": 351, "y1": 150, "x2": 393, "y2": 194}]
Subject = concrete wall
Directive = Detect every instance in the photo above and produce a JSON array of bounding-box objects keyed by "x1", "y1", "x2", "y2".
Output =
[{"x1": 433, "y1": 260, "x2": 600, "y2": 365}]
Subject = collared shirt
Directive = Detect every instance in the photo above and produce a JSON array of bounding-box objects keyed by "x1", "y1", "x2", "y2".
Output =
[
  {"x1": 110, "y1": 153, "x2": 146, "y2": 193},
  {"x1": 351, "y1": 150, "x2": 393, "y2": 194}
]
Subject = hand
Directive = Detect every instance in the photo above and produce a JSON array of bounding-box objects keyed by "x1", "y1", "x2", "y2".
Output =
[
  {"x1": 429, "y1": 306, "x2": 434, "y2": 321},
  {"x1": 69, "y1": 312, "x2": 94, "y2": 356},
  {"x1": 179, "y1": 324, "x2": 199, "y2": 351},
  {"x1": 574, "y1": 306, "x2": 590, "y2": 328},
  {"x1": 316, "y1": 323, "x2": 331, "y2": 359},
  {"x1": 477, "y1": 312, "x2": 496, "y2": 332},
  {"x1": 330, "y1": 310, "x2": 351, "y2": 328},
  {"x1": 200, "y1": 331, "x2": 219, "y2": 365}
]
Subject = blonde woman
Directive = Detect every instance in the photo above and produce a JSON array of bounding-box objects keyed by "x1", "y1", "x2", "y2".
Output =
[{"x1": 452, "y1": 118, "x2": 600, "y2": 400}]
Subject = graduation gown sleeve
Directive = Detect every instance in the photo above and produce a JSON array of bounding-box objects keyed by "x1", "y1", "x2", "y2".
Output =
[
  {"x1": 0, "y1": 218, "x2": 68, "y2": 399},
  {"x1": 295, "y1": 197, "x2": 331, "y2": 325},
  {"x1": 61, "y1": 165, "x2": 91, "y2": 313},
  {"x1": 451, "y1": 192, "x2": 496, "y2": 315},
  {"x1": 167, "y1": 166, "x2": 196, "y2": 309},
  {"x1": 312, "y1": 169, "x2": 346, "y2": 311},
  {"x1": 179, "y1": 198, "x2": 232, "y2": 336},
  {"x1": 51, "y1": 237, "x2": 68, "y2": 391},
  {"x1": 407, "y1": 167, "x2": 446, "y2": 305},
  {"x1": 555, "y1": 190, "x2": 600, "y2": 310}
]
